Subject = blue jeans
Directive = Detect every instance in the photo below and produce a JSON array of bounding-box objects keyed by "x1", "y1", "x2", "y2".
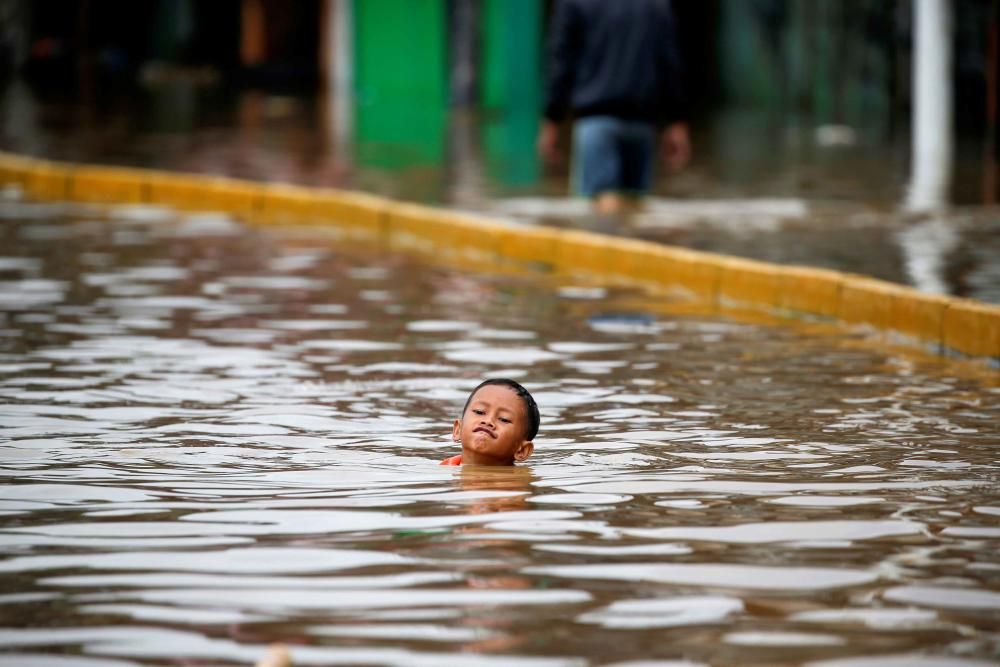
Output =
[{"x1": 573, "y1": 116, "x2": 657, "y2": 198}]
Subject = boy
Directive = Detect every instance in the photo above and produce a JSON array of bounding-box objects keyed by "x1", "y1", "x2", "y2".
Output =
[{"x1": 441, "y1": 378, "x2": 539, "y2": 466}]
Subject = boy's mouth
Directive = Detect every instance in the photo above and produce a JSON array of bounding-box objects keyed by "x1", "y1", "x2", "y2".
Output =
[{"x1": 473, "y1": 426, "x2": 495, "y2": 438}]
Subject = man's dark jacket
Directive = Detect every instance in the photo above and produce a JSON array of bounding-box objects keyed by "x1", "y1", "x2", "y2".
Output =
[{"x1": 543, "y1": 0, "x2": 687, "y2": 127}]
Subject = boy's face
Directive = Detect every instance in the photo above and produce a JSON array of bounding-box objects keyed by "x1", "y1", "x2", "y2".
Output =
[{"x1": 453, "y1": 384, "x2": 534, "y2": 465}]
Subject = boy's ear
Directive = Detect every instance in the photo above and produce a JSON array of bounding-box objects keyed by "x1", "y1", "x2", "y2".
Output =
[
  {"x1": 513, "y1": 440, "x2": 534, "y2": 462},
  {"x1": 452, "y1": 419, "x2": 462, "y2": 442}
]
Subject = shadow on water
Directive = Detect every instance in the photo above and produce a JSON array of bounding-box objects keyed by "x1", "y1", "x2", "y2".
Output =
[{"x1": 1, "y1": 77, "x2": 998, "y2": 303}]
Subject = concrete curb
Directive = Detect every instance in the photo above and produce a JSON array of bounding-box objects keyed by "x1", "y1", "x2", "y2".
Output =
[{"x1": 1, "y1": 151, "x2": 997, "y2": 366}]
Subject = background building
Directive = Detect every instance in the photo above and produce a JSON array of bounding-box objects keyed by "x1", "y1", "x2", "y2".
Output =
[{"x1": 0, "y1": 0, "x2": 996, "y2": 205}]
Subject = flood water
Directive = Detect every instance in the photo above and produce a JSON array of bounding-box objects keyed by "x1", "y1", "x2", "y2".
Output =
[
  {"x1": 1, "y1": 195, "x2": 998, "y2": 666},
  {"x1": 2, "y1": 80, "x2": 999, "y2": 304}
]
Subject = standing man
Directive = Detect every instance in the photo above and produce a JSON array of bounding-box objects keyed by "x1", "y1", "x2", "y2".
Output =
[{"x1": 538, "y1": 0, "x2": 691, "y2": 217}]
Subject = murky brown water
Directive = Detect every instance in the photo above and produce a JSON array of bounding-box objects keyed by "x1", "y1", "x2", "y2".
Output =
[
  {"x1": 0, "y1": 196, "x2": 998, "y2": 666},
  {"x1": 3, "y1": 81, "x2": 1000, "y2": 305}
]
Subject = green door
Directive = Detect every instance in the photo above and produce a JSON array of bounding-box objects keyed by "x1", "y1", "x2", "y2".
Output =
[
  {"x1": 480, "y1": 0, "x2": 542, "y2": 187},
  {"x1": 353, "y1": 0, "x2": 448, "y2": 171}
]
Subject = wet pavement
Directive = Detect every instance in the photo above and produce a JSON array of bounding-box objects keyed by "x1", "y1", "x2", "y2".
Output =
[
  {"x1": 0, "y1": 197, "x2": 998, "y2": 665},
  {"x1": 1, "y1": 80, "x2": 998, "y2": 304}
]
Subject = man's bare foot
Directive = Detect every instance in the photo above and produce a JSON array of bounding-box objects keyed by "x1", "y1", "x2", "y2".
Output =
[
  {"x1": 593, "y1": 192, "x2": 642, "y2": 219},
  {"x1": 255, "y1": 643, "x2": 292, "y2": 667}
]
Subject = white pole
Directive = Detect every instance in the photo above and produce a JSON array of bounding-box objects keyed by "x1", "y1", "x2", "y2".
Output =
[
  {"x1": 906, "y1": 0, "x2": 953, "y2": 213},
  {"x1": 327, "y1": 0, "x2": 353, "y2": 164},
  {"x1": 331, "y1": 0, "x2": 353, "y2": 98}
]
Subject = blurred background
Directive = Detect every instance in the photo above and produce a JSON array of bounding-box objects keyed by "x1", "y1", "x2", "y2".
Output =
[{"x1": 0, "y1": 0, "x2": 997, "y2": 301}]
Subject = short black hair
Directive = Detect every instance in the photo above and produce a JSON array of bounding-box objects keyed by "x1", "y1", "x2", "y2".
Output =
[{"x1": 461, "y1": 378, "x2": 540, "y2": 441}]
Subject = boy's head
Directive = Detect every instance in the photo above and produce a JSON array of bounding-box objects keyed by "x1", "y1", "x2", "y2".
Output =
[{"x1": 453, "y1": 378, "x2": 539, "y2": 465}]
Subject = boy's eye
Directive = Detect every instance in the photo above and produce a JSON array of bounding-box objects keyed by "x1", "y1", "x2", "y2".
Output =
[
  {"x1": 472, "y1": 409, "x2": 485, "y2": 415},
  {"x1": 499, "y1": 417, "x2": 512, "y2": 423}
]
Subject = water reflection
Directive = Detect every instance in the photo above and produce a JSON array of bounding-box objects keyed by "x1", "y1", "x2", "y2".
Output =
[{"x1": 0, "y1": 197, "x2": 997, "y2": 665}]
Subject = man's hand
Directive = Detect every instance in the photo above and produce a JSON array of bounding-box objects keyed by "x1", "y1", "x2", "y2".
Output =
[
  {"x1": 537, "y1": 120, "x2": 563, "y2": 163},
  {"x1": 661, "y1": 122, "x2": 691, "y2": 172}
]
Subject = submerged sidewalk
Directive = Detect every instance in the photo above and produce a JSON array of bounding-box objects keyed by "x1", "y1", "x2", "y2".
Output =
[
  {"x1": 1, "y1": 83, "x2": 997, "y2": 306},
  {"x1": 2, "y1": 149, "x2": 998, "y2": 366}
]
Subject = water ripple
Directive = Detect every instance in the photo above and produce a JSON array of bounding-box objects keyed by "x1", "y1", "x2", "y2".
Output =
[{"x1": 0, "y1": 200, "x2": 996, "y2": 665}]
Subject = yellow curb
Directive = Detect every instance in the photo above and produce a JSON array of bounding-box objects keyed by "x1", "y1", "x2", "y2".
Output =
[
  {"x1": 0, "y1": 150, "x2": 997, "y2": 366},
  {"x1": 24, "y1": 161, "x2": 71, "y2": 201},
  {"x1": 718, "y1": 256, "x2": 783, "y2": 309},
  {"x1": 198, "y1": 178, "x2": 261, "y2": 215},
  {"x1": 385, "y1": 202, "x2": 459, "y2": 252},
  {"x1": 446, "y1": 211, "x2": 509, "y2": 259},
  {"x1": 311, "y1": 189, "x2": 388, "y2": 239},
  {"x1": 0, "y1": 151, "x2": 37, "y2": 188},
  {"x1": 613, "y1": 242, "x2": 668, "y2": 288},
  {"x1": 658, "y1": 247, "x2": 722, "y2": 303},
  {"x1": 383, "y1": 204, "x2": 506, "y2": 262},
  {"x1": 614, "y1": 244, "x2": 719, "y2": 301},
  {"x1": 256, "y1": 183, "x2": 316, "y2": 226},
  {"x1": 603, "y1": 237, "x2": 658, "y2": 287},
  {"x1": 943, "y1": 300, "x2": 1000, "y2": 359},
  {"x1": 146, "y1": 171, "x2": 209, "y2": 210},
  {"x1": 839, "y1": 276, "x2": 912, "y2": 334},
  {"x1": 147, "y1": 171, "x2": 260, "y2": 214},
  {"x1": 498, "y1": 224, "x2": 560, "y2": 268},
  {"x1": 890, "y1": 291, "x2": 949, "y2": 350},
  {"x1": 779, "y1": 266, "x2": 844, "y2": 319},
  {"x1": 554, "y1": 229, "x2": 611, "y2": 277},
  {"x1": 69, "y1": 166, "x2": 148, "y2": 203}
]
